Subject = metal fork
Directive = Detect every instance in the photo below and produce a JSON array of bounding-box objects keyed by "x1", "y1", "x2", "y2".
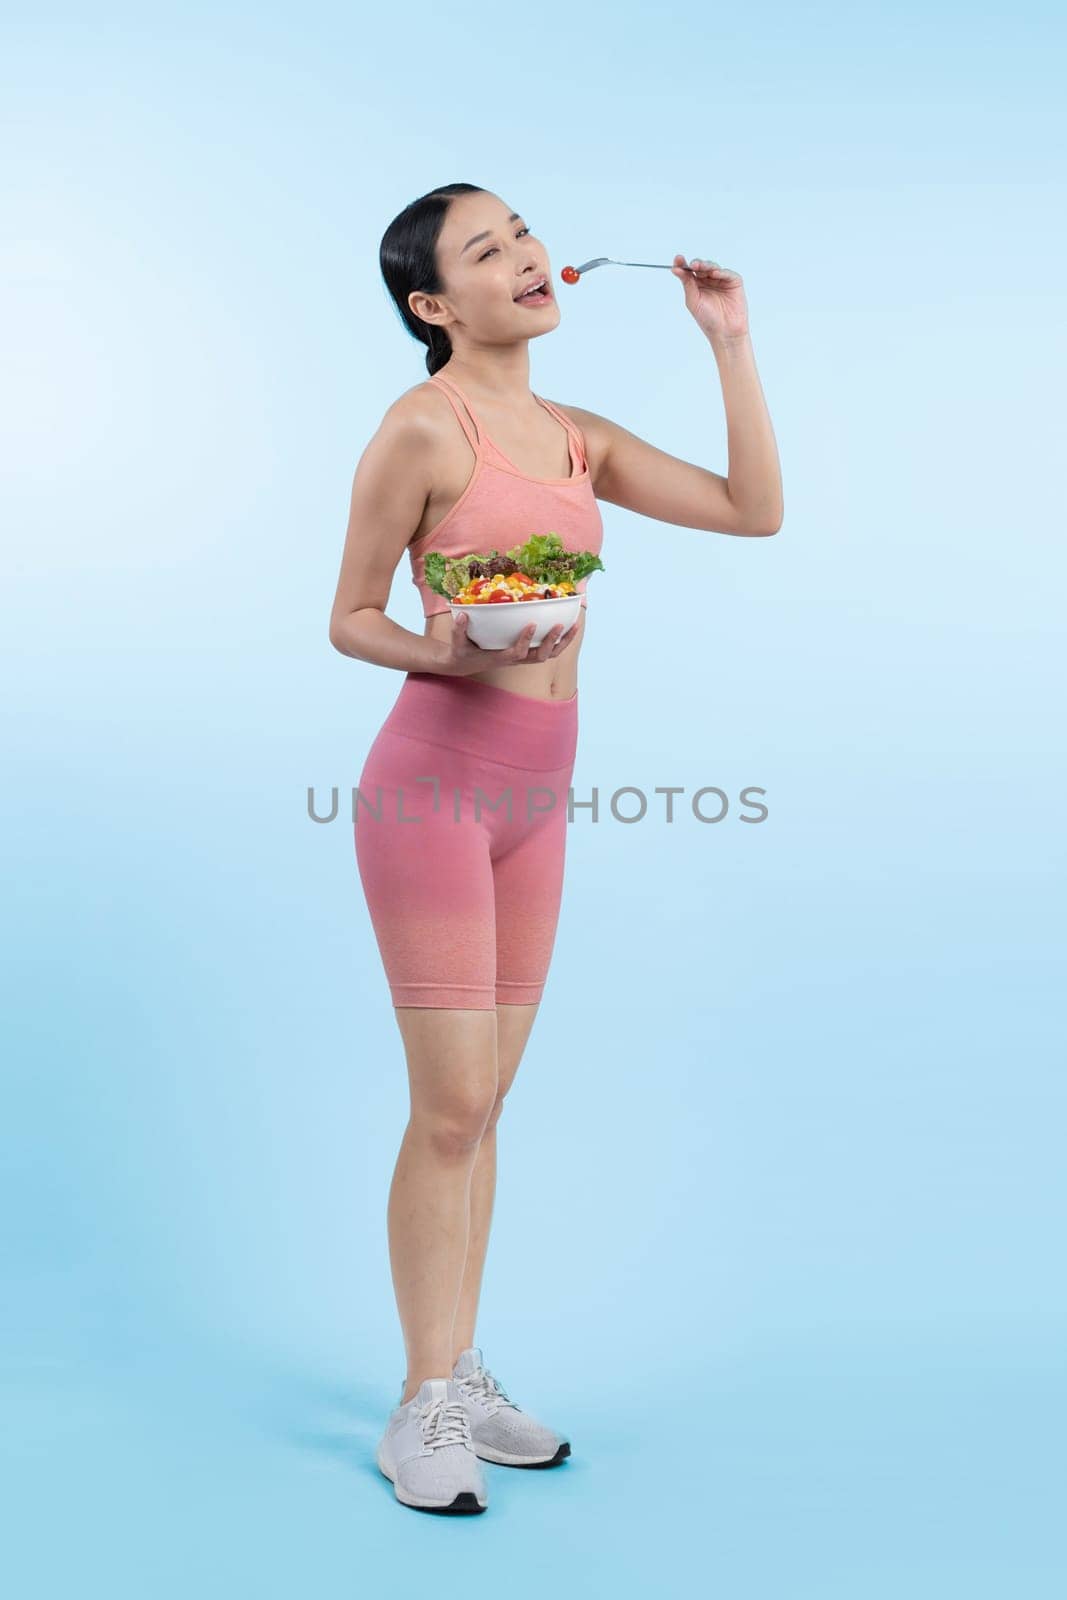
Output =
[{"x1": 572, "y1": 256, "x2": 706, "y2": 274}]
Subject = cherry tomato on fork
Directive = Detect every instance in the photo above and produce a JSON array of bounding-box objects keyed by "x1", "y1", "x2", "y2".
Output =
[{"x1": 561, "y1": 266, "x2": 580, "y2": 284}]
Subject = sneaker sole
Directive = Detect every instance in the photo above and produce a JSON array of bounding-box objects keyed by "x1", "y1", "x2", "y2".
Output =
[
  {"x1": 472, "y1": 1440, "x2": 571, "y2": 1468},
  {"x1": 376, "y1": 1450, "x2": 487, "y2": 1513}
]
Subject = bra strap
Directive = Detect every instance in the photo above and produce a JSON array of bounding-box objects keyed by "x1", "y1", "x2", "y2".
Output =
[
  {"x1": 535, "y1": 395, "x2": 587, "y2": 470},
  {"x1": 428, "y1": 372, "x2": 482, "y2": 454}
]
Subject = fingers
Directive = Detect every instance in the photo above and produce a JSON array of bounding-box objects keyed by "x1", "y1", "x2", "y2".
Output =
[
  {"x1": 535, "y1": 624, "x2": 567, "y2": 658},
  {"x1": 505, "y1": 623, "x2": 536, "y2": 661},
  {"x1": 507, "y1": 624, "x2": 552, "y2": 661},
  {"x1": 539, "y1": 623, "x2": 574, "y2": 657},
  {"x1": 457, "y1": 616, "x2": 574, "y2": 664}
]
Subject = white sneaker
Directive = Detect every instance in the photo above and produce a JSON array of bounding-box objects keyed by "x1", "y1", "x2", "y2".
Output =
[
  {"x1": 375, "y1": 1377, "x2": 488, "y2": 1513},
  {"x1": 452, "y1": 1347, "x2": 571, "y2": 1468}
]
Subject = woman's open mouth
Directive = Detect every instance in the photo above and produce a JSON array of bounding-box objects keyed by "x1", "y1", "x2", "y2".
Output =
[{"x1": 515, "y1": 280, "x2": 553, "y2": 307}]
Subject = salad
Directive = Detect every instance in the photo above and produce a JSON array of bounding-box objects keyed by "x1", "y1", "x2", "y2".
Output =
[{"x1": 424, "y1": 531, "x2": 604, "y2": 605}]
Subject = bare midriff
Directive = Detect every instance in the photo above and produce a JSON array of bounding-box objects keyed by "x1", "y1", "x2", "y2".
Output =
[
  {"x1": 409, "y1": 382, "x2": 592, "y2": 704},
  {"x1": 421, "y1": 606, "x2": 584, "y2": 701}
]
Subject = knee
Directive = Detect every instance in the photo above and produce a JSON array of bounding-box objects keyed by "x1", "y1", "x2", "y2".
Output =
[
  {"x1": 482, "y1": 1089, "x2": 508, "y2": 1134},
  {"x1": 420, "y1": 1091, "x2": 497, "y2": 1160}
]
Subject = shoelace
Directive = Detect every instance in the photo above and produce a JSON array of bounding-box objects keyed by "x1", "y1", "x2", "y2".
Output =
[
  {"x1": 417, "y1": 1396, "x2": 472, "y2": 1450},
  {"x1": 455, "y1": 1365, "x2": 517, "y2": 1417}
]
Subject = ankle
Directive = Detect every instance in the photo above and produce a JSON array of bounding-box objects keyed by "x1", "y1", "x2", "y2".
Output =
[{"x1": 400, "y1": 1372, "x2": 452, "y2": 1406}]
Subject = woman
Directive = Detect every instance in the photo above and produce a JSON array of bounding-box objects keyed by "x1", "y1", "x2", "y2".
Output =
[{"x1": 329, "y1": 184, "x2": 782, "y2": 1514}]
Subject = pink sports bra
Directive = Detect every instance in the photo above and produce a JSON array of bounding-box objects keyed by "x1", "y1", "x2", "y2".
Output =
[{"x1": 407, "y1": 369, "x2": 604, "y2": 618}]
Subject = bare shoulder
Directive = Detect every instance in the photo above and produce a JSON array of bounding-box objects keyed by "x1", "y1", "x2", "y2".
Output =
[
  {"x1": 381, "y1": 381, "x2": 467, "y2": 479},
  {"x1": 384, "y1": 380, "x2": 452, "y2": 439}
]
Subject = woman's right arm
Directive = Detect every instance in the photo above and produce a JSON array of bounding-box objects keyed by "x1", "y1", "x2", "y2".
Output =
[{"x1": 328, "y1": 397, "x2": 451, "y2": 673}]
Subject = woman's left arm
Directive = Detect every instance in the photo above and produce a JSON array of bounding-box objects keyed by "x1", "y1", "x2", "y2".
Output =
[{"x1": 554, "y1": 256, "x2": 783, "y2": 538}]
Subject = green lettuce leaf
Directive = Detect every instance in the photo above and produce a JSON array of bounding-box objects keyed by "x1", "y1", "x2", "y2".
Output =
[
  {"x1": 505, "y1": 530, "x2": 604, "y2": 585},
  {"x1": 423, "y1": 550, "x2": 481, "y2": 598}
]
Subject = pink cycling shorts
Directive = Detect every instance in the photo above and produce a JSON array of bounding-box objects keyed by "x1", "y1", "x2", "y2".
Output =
[{"x1": 354, "y1": 671, "x2": 579, "y2": 1010}]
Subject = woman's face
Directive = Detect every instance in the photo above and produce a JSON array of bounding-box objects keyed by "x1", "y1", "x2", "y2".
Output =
[{"x1": 410, "y1": 192, "x2": 560, "y2": 347}]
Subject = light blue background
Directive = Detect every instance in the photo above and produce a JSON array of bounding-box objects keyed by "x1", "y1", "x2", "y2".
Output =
[{"x1": 3, "y1": 2, "x2": 1064, "y2": 1593}]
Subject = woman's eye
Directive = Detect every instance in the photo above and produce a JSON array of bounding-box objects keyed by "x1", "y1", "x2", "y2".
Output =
[{"x1": 479, "y1": 227, "x2": 531, "y2": 262}]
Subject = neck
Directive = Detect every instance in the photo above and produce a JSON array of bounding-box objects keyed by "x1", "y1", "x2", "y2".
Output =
[{"x1": 438, "y1": 347, "x2": 535, "y2": 407}]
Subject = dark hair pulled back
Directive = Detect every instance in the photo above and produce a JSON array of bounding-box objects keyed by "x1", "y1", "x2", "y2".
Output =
[{"x1": 379, "y1": 183, "x2": 486, "y2": 376}]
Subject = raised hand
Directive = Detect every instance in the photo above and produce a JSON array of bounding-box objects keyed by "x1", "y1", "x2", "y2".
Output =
[{"x1": 671, "y1": 255, "x2": 749, "y2": 342}]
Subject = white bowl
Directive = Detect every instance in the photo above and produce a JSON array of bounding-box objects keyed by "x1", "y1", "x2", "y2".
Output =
[{"x1": 448, "y1": 592, "x2": 582, "y2": 651}]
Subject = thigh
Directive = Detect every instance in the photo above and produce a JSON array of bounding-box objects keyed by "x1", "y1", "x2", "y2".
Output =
[
  {"x1": 491, "y1": 778, "x2": 571, "y2": 1008},
  {"x1": 355, "y1": 730, "x2": 498, "y2": 1011}
]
